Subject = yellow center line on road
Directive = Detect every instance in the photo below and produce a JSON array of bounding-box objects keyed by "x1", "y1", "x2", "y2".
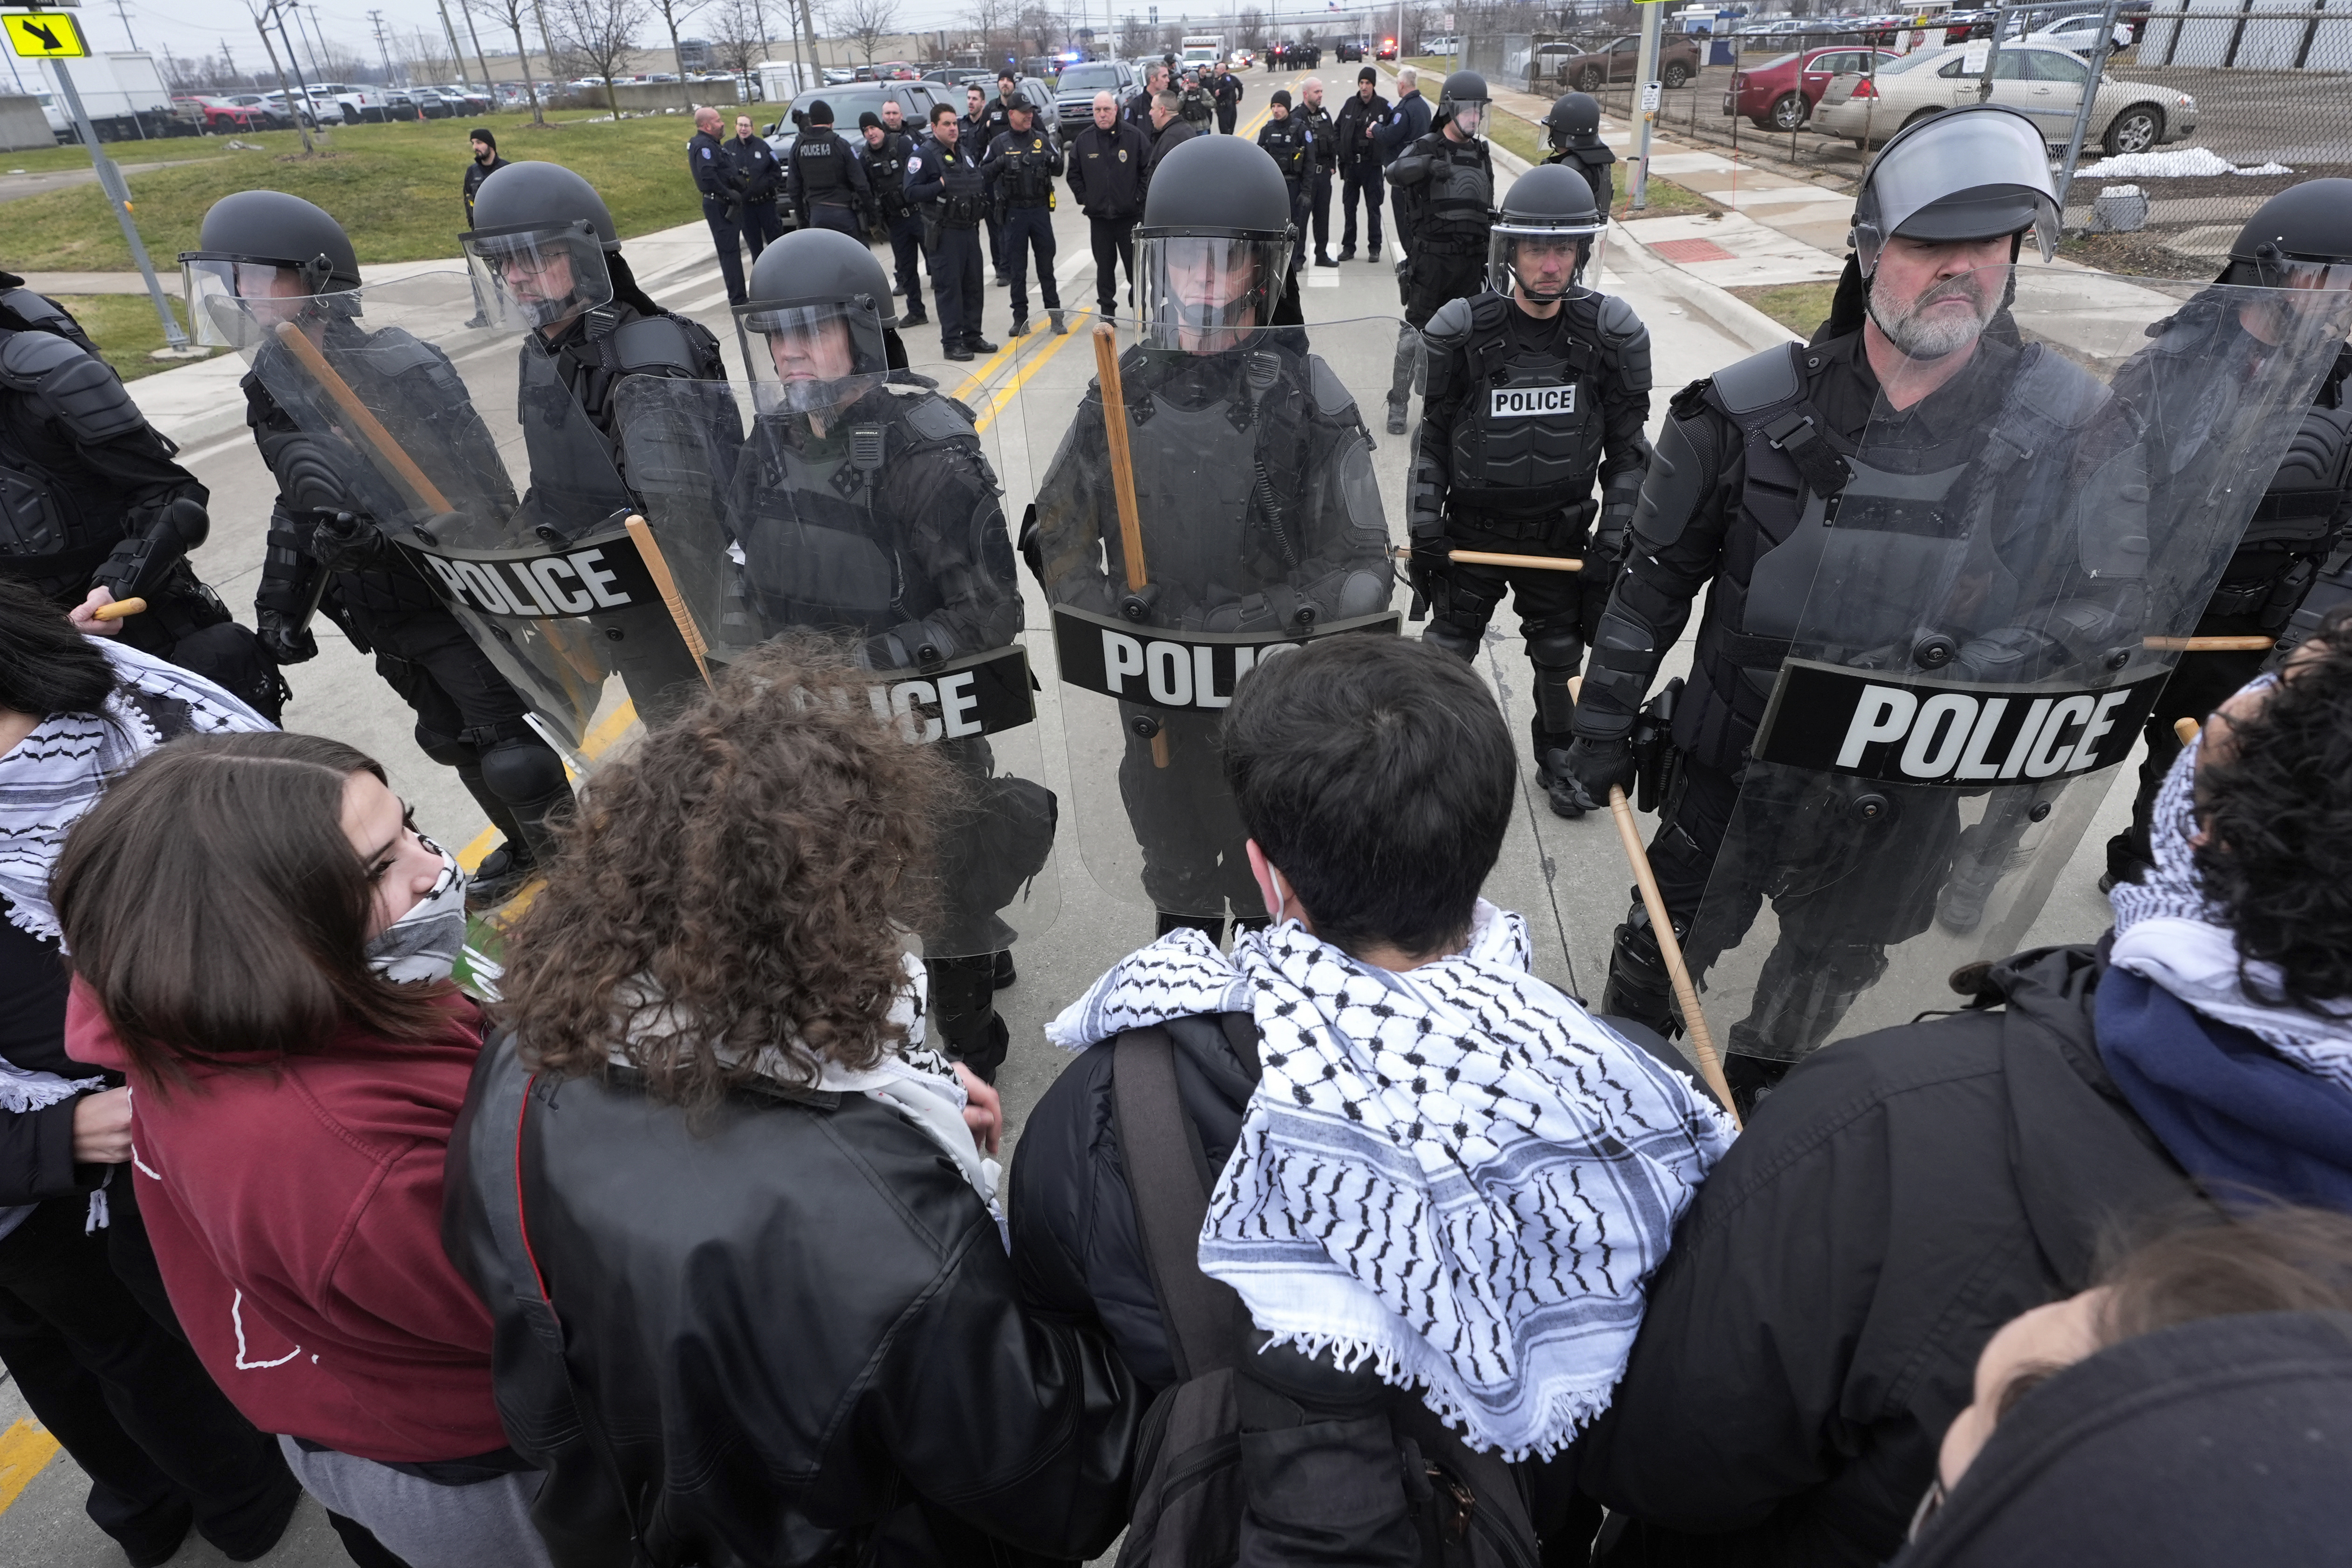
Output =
[
  {"x1": 0, "y1": 1416, "x2": 60, "y2": 1519},
  {"x1": 972, "y1": 308, "x2": 1094, "y2": 435}
]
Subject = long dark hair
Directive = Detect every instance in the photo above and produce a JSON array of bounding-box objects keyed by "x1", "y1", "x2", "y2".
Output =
[
  {"x1": 53, "y1": 732, "x2": 459, "y2": 1092},
  {"x1": 0, "y1": 576, "x2": 115, "y2": 717}
]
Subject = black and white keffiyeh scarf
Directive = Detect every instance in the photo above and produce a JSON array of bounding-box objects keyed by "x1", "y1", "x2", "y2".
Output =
[
  {"x1": 2109, "y1": 675, "x2": 2352, "y2": 1093},
  {"x1": 1048, "y1": 901, "x2": 1735, "y2": 1459},
  {"x1": 0, "y1": 639, "x2": 270, "y2": 943}
]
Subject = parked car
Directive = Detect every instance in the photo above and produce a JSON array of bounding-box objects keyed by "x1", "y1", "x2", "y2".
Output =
[
  {"x1": 1725, "y1": 44, "x2": 1900, "y2": 130},
  {"x1": 1052, "y1": 58, "x2": 1137, "y2": 131},
  {"x1": 821, "y1": 68, "x2": 855, "y2": 84},
  {"x1": 1424, "y1": 34, "x2": 1461, "y2": 55},
  {"x1": 1377, "y1": 37, "x2": 1400, "y2": 60},
  {"x1": 1550, "y1": 33, "x2": 1704, "y2": 90},
  {"x1": 2029, "y1": 14, "x2": 2135, "y2": 52},
  {"x1": 219, "y1": 92, "x2": 294, "y2": 129},
  {"x1": 1813, "y1": 40, "x2": 2197, "y2": 154},
  {"x1": 1336, "y1": 39, "x2": 1364, "y2": 62},
  {"x1": 170, "y1": 96, "x2": 265, "y2": 133}
]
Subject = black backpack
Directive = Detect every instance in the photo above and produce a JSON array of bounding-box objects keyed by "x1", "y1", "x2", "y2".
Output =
[{"x1": 1108, "y1": 1025, "x2": 1543, "y2": 1568}]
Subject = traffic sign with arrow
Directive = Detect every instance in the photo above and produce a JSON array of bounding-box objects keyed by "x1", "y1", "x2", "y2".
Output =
[{"x1": 5, "y1": 11, "x2": 90, "y2": 57}]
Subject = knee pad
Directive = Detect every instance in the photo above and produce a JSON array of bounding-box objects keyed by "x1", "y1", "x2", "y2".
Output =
[
  {"x1": 1524, "y1": 625, "x2": 1587, "y2": 676},
  {"x1": 478, "y1": 736, "x2": 571, "y2": 808},
  {"x1": 1422, "y1": 618, "x2": 1481, "y2": 662}
]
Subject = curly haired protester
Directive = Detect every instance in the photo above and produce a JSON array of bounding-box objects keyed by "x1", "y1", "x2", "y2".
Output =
[
  {"x1": 442, "y1": 641, "x2": 1141, "y2": 1568},
  {"x1": 1576, "y1": 611, "x2": 2352, "y2": 1568},
  {"x1": 55, "y1": 731, "x2": 548, "y2": 1568}
]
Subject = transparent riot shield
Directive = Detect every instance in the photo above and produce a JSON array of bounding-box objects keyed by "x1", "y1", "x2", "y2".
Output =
[
  {"x1": 224, "y1": 270, "x2": 707, "y2": 754},
  {"x1": 1681, "y1": 266, "x2": 2352, "y2": 1062},
  {"x1": 609, "y1": 372, "x2": 1060, "y2": 957},
  {"x1": 1016, "y1": 316, "x2": 1407, "y2": 923}
]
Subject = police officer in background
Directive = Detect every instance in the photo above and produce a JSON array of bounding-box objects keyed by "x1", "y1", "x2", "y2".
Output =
[
  {"x1": 983, "y1": 97, "x2": 1067, "y2": 339},
  {"x1": 724, "y1": 113, "x2": 785, "y2": 257},
  {"x1": 1332, "y1": 66, "x2": 1390, "y2": 263},
  {"x1": 688, "y1": 105, "x2": 753, "y2": 306},
  {"x1": 1410, "y1": 165, "x2": 1650, "y2": 817},
  {"x1": 1177, "y1": 69, "x2": 1215, "y2": 132},
  {"x1": 463, "y1": 161, "x2": 728, "y2": 719},
  {"x1": 1545, "y1": 91, "x2": 1617, "y2": 216},
  {"x1": 858, "y1": 108, "x2": 927, "y2": 330},
  {"x1": 977, "y1": 76, "x2": 1021, "y2": 283},
  {"x1": 1068, "y1": 90, "x2": 1147, "y2": 320},
  {"x1": 1126, "y1": 61, "x2": 1169, "y2": 129},
  {"x1": 1385, "y1": 71, "x2": 1496, "y2": 437},
  {"x1": 1210, "y1": 59, "x2": 1244, "y2": 133},
  {"x1": 786, "y1": 100, "x2": 875, "y2": 239},
  {"x1": 1255, "y1": 89, "x2": 1316, "y2": 253},
  {"x1": 183, "y1": 191, "x2": 570, "y2": 907},
  {"x1": 1141, "y1": 90, "x2": 1197, "y2": 208},
  {"x1": 2101, "y1": 177, "x2": 2352, "y2": 890},
  {"x1": 1297, "y1": 78, "x2": 1339, "y2": 267},
  {"x1": 0, "y1": 274, "x2": 279, "y2": 717},
  {"x1": 905, "y1": 103, "x2": 998, "y2": 362}
]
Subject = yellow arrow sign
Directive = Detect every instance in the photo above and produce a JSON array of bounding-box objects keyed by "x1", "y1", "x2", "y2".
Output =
[{"x1": 5, "y1": 12, "x2": 88, "y2": 57}]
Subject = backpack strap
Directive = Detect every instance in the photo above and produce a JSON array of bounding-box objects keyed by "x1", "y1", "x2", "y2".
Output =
[{"x1": 1112, "y1": 1024, "x2": 1248, "y2": 1382}]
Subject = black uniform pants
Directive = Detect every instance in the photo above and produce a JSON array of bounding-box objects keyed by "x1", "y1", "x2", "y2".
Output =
[
  {"x1": 702, "y1": 198, "x2": 749, "y2": 304},
  {"x1": 807, "y1": 201, "x2": 863, "y2": 239},
  {"x1": 887, "y1": 214, "x2": 927, "y2": 319},
  {"x1": 1119, "y1": 706, "x2": 1259, "y2": 919},
  {"x1": 363, "y1": 607, "x2": 567, "y2": 856},
  {"x1": 1089, "y1": 217, "x2": 1136, "y2": 316},
  {"x1": 1003, "y1": 203, "x2": 1060, "y2": 322},
  {"x1": 1340, "y1": 169, "x2": 1385, "y2": 253},
  {"x1": 2106, "y1": 638, "x2": 2270, "y2": 883},
  {"x1": 1425, "y1": 535, "x2": 1598, "y2": 748},
  {"x1": 984, "y1": 208, "x2": 1005, "y2": 276},
  {"x1": 743, "y1": 198, "x2": 785, "y2": 256},
  {"x1": 1217, "y1": 106, "x2": 1238, "y2": 134},
  {"x1": 1390, "y1": 247, "x2": 1489, "y2": 414},
  {"x1": 1310, "y1": 170, "x2": 1333, "y2": 256},
  {"x1": 0, "y1": 1197, "x2": 297, "y2": 1561},
  {"x1": 932, "y1": 224, "x2": 985, "y2": 348}
]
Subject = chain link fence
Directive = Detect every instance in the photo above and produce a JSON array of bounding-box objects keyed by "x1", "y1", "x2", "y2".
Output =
[{"x1": 1475, "y1": 0, "x2": 2347, "y2": 274}]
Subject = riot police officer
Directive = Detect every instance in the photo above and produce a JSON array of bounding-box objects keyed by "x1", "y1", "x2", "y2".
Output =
[
  {"x1": 182, "y1": 190, "x2": 573, "y2": 908},
  {"x1": 462, "y1": 160, "x2": 727, "y2": 721},
  {"x1": 982, "y1": 98, "x2": 1067, "y2": 339},
  {"x1": 1544, "y1": 91, "x2": 1616, "y2": 217},
  {"x1": 1409, "y1": 164, "x2": 1650, "y2": 817},
  {"x1": 906, "y1": 103, "x2": 998, "y2": 362},
  {"x1": 1559, "y1": 107, "x2": 2118, "y2": 1102},
  {"x1": 786, "y1": 99, "x2": 876, "y2": 239},
  {"x1": 2100, "y1": 178, "x2": 2352, "y2": 890},
  {"x1": 858, "y1": 108, "x2": 927, "y2": 329},
  {"x1": 1030, "y1": 136, "x2": 1394, "y2": 938},
  {"x1": 0, "y1": 274, "x2": 279, "y2": 717},
  {"x1": 1385, "y1": 70, "x2": 1496, "y2": 437}
]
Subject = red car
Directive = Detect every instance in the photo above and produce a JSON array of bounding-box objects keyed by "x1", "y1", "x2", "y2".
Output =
[
  {"x1": 171, "y1": 96, "x2": 266, "y2": 134},
  {"x1": 1723, "y1": 44, "x2": 1901, "y2": 131}
]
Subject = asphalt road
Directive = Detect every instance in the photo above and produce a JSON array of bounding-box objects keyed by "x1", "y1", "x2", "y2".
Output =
[{"x1": 0, "y1": 84, "x2": 2145, "y2": 1565}]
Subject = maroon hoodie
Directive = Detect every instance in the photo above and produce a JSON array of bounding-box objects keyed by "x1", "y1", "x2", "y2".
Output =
[{"x1": 68, "y1": 982, "x2": 510, "y2": 1464}]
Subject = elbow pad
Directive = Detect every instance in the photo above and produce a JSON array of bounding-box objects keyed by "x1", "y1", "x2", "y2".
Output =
[{"x1": 1630, "y1": 410, "x2": 1720, "y2": 553}]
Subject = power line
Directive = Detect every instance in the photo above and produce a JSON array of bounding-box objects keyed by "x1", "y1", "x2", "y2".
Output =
[{"x1": 111, "y1": 0, "x2": 140, "y2": 50}]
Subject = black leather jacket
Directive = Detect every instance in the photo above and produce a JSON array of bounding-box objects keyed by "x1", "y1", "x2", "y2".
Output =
[{"x1": 443, "y1": 1031, "x2": 1143, "y2": 1568}]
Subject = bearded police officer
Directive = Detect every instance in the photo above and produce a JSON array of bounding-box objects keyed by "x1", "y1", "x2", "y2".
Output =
[
  {"x1": 1385, "y1": 71, "x2": 1496, "y2": 437},
  {"x1": 1410, "y1": 165, "x2": 1650, "y2": 816},
  {"x1": 1332, "y1": 67, "x2": 1391, "y2": 263},
  {"x1": 0, "y1": 274, "x2": 279, "y2": 716},
  {"x1": 183, "y1": 191, "x2": 571, "y2": 907},
  {"x1": 2101, "y1": 177, "x2": 2352, "y2": 890},
  {"x1": 859, "y1": 108, "x2": 927, "y2": 329},
  {"x1": 786, "y1": 99, "x2": 876, "y2": 239},
  {"x1": 906, "y1": 103, "x2": 997, "y2": 362},
  {"x1": 1029, "y1": 136, "x2": 1394, "y2": 938},
  {"x1": 462, "y1": 161, "x2": 727, "y2": 720},
  {"x1": 1559, "y1": 107, "x2": 2126, "y2": 1103},
  {"x1": 1544, "y1": 91, "x2": 1616, "y2": 216},
  {"x1": 983, "y1": 98, "x2": 1067, "y2": 339}
]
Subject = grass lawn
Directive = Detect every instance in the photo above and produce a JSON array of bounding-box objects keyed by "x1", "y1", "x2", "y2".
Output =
[
  {"x1": 1480, "y1": 101, "x2": 1719, "y2": 222},
  {"x1": 49, "y1": 291, "x2": 208, "y2": 382},
  {"x1": 0, "y1": 137, "x2": 249, "y2": 176},
  {"x1": 1730, "y1": 281, "x2": 1838, "y2": 338},
  {"x1": 5, "y1": 110, "x2": 708, "y2": 274}
]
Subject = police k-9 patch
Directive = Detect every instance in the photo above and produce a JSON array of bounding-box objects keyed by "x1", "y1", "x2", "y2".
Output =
[{"x1": 1491, "y1": 383, "x2": 1575, "y2": 418}]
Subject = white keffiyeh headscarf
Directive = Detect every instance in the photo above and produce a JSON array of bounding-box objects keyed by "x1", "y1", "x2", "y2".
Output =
[
  {"x1": 2109, "y1": 674, "x2": 2352, "y2": 1094},
  {"x1": 1048, "y1": 901, "x2": 1735, "y2": 1460}
]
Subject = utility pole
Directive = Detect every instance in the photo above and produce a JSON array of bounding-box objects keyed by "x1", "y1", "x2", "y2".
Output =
[
  {"x1": 455, "y1": 0, "x2": 499, "y2": 103},
  {"x1": 273, "y1": 1, "x2": 328, "y2": 139},
  {"x1": 369, "y1": 8, "x2": 398, "y2": 86},
  {"x1": 437, "y1": 2, "x2": 471, "y2": 86},
  {"x1": 251, "y1": 5, "x2": 317, "y2": 152},
  {"x1": 110, "y1": 0, "x2": 138, "y2": 50}
]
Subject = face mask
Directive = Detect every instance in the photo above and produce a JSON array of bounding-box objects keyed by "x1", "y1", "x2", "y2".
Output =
[{"x1": 365, "y1": 840, "x2": 467, "y2": 984}]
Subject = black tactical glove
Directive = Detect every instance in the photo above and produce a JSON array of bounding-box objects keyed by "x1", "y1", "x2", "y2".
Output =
[
  {"x1": 254, "y1": 607, "x2": 319, "y2": 665},
  {"x1": 1556, "y1": 735, "x2": 1634, "y2": 818},
  {"x1": 308, "y1": 509, "x2": 384, "y2": 574},
  {"x1": 1405, "y1": 536, "x2": 1450, "y2": 608}
]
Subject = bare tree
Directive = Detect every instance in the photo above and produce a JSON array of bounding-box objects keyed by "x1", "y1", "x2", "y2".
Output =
[
  {"x1": 471, "y1": 0, "x2": 551, "y2": 123},
  {"x1": 832, "y1": 0, "x2": 898, "y2": 67},
  {"x1": 1014, "y1": 3, "x2": 1055, "y2": 60},
  {"x1": 549, "y1": 0, "x2": 650, "y2": 106},
  {"x1": 711, "y1": 0, "x2": 765, "y2": 85},
  {"x1": 1235, "y1": 7, "x2": 1266, "y2": 52},
  {"x1": 648, "y1": 0, "x2": 706, "y2": 107}
]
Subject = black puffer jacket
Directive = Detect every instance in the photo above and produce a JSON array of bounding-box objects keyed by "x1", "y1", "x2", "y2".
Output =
[
  {"x1": 444, "y1": 1031, "x2": 1143, "y2": 1568},
  {"x1": 1577, "y1": 945, "x2": 2202, "y2": 1568}
]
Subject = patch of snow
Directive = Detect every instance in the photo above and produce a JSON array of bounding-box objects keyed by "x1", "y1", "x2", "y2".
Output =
[{"x1": 2075, "y1": 148, "x2": 2293, "y2": 178}]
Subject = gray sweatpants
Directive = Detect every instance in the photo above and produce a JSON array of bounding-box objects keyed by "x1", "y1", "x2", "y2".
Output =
[{"x1": 279, "y1": 1435, "x2": 555, "y2": 1568}]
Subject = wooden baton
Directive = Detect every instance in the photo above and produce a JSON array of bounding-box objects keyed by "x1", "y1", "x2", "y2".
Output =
[
  {"x1": 2174, "y1": 716, "x2": 2201, "y2": 746},
  {"x1": 272, "y1": 322, "x2": 453, "y2": 514},
  {"x1": 624, "y1": 514, "x2": 714, "y2": 692},
  {"x1": 2143, "y1": 635, "x2": 2276, "y2": 653},
  {"x1": 1390, "y1": 545, "x2": 1586, "y2": 572},
  {"x1": 90, "y1": 596, "x2": 147, "y2": 621},
  {"x1": 1093, "y1": 323, "x2": 1169, "y2": 767}
]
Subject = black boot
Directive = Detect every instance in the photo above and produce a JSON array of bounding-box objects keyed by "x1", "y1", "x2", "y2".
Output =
[
  {"x1": 465, "y1": 839, "x2": 538, "y2": 911},
  {"x1": 992, "y1": 949, "x2": 1017, "y2": 989},
  {"x1": 1601, "y1": 904, "x2": 1682, "y2": 1037}
]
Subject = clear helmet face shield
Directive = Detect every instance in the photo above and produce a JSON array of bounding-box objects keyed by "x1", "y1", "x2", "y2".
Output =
[
  {"x1": 459, "y1": 220, "x2": 614, "y2": 332},
  {"x1": 1135, "y1": 232, "x2": 1292, "y2": 353},
  {"x1": 735, "y1": 299, "x2": 892, "y2": 417},
  {"x1": 1851, "y1": 108, "x2": 2059, "y2": 278},
  {"x1": 178, "y1": 254, "x2": 342, "y2": 349},
  {"x1": 1446, "y1": 99, "x2": 1491, "y2": 139},
  {"x1": 1487, "y1": 218, "x2": 1605, "y2": 302}
]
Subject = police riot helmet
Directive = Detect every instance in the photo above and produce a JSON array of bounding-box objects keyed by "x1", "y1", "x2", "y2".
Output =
[
  {"x1": 1438, "y1": 70, "x2": 1491, "y2": 138},
  {"x1": 1136, "y1": 135, "x2": 1295, "y2": 349},
  {"x1": 459, "y1": 161, "x2": 619, "y2": 330},
  {"x1": 1488, "y1": 164, "x2": 1604, "y2": 302},
  {"x1": 1848, "y1": 104, "x2": 2058, "y2": 279},
  {"x1": 1545, "y1": 92, "x2": 1601, "y2": 151},
  {"x1": 179, "y1": 190, "x2": 361, "y2": 349},
  {"x1": 2222, "y1": 178, "x2": 2352, "y2": 292},
  {"x1": 738, "y1": 228, "x2": 897, "y2": 416}
]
